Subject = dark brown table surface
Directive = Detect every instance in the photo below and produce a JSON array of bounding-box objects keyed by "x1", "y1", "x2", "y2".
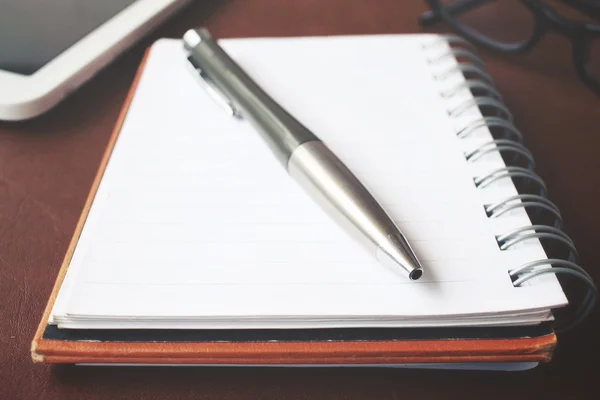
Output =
[{"x1": 2, "y1": 1, "x2": 600, "y2": 399}]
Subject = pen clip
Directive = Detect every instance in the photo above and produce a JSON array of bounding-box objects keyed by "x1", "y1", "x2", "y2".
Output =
[{"x1": 186, "y1": 55, "x2": 243, "y2": 119}]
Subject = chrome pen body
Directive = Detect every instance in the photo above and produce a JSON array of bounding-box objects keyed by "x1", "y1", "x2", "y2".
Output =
[{"x1": 183, "y1": 28, "x2": 423, "y2": 280}]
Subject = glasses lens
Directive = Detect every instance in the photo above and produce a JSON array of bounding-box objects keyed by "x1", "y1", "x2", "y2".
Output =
[{"x1": 440, "y1": 0, "x2": 536, "y2": 45}]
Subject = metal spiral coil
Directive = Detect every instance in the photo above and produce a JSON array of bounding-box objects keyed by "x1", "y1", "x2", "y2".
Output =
[
  {"x1": 449, "y1": 96, "x2": 513, "y2": 121},
  {"x1": 465, "y1": 139, "x2": 535, "y2": 169},
  {"x1": 423, "y1": 35, "x2": 597, "y2": 332},
  {"x1": 433, "y1": 62, "x2": 494, "y2": 85},
  {"x1": 485, "y1": 194, "x2": 563, "y2": 229},
  {"x1": 441, "y1": 80, "x2": 502, "y2": 100},
  {"x1": 457, "y1": 116, "x2": 523, "y2": 143}
]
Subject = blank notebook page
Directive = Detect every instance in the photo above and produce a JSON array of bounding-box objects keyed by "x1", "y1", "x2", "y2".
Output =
[{"x1": 50, "y1": 35, "x2": 567, "y2": 329}]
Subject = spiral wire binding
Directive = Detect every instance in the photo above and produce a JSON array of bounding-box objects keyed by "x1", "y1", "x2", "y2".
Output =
[
  {"x1": 457, "y1": 117, "x2": 523, "y2": 143},
  {"x1": 441, "y1": 80, "x2": 502, "y2": 101},
  {"x1": 422, "y1": 35, "x2": 597, "y2": 332},
  {"x1": 434, "y1": 62, "x2": 494, "y2": 85},
  {"x1": 449, "y1": 96, "x2": 514, "y2": 121},
  {"x1": 466, "y1": 139, "x2": 535, "y2": 169}
]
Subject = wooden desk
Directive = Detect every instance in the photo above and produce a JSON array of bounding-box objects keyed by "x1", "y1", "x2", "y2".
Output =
[{"x1": 1, "y1": 1, "x2": 598, "y2": 398}]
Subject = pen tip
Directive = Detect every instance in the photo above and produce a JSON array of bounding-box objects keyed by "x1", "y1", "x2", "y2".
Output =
[
  {"x1": 409, "y1": 269, "x2": 423, "y2": 281},
  {"x1": 376, "y1": 234, "x2": 423, "y2": 280}
]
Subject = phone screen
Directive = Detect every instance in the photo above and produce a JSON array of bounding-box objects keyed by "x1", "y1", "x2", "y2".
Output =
[{"x1": 0, "y1": 0, "x2": 138, "y2": 75}]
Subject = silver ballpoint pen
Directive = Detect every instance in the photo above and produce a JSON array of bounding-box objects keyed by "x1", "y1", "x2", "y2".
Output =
[{"x1": 183, "y1": 28, "x2": 424, "y2": 280}]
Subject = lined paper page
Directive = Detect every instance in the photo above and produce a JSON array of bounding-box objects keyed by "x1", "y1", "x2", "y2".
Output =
[{"x1": 51, "y1": 35, "x2": 566, "y2": 328}]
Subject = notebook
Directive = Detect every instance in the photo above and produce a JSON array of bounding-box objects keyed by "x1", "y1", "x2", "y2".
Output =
[{"x1": 31, "y1": 33, "x2": 596, "y2": 367}]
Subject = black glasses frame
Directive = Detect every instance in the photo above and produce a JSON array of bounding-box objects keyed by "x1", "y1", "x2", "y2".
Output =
[{"x1": 419, "y1": 0, "x2": 600, "y2": 95}]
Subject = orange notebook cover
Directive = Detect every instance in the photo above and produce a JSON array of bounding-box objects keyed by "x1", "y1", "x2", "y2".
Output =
[{"x1": 30, "y1": 47, "x2": 558, "y2": 366}]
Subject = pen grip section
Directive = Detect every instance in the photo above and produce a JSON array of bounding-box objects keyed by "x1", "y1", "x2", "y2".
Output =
[{"x1": 287, "y1": 141, "x2": 420, "y2": 279}]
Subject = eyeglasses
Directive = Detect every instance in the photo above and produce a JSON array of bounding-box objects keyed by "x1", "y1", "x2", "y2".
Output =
[{"x1": 419, "y1": 0, "x2": 600, "y2": 95}]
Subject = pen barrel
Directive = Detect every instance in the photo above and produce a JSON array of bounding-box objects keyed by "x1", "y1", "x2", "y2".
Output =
[
  {"x1": 186, "y1": 29, "x2": 318, "y2": 166},
  {"x1": 288, "y1": 141, "x2": 422, "y2": 280},
  {"x1": 185, "y1": 29, "x2": 422, "y2": 279}
]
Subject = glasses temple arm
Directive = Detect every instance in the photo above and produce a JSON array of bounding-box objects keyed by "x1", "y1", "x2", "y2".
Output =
[{"x1": 419, "y1": 0, "x2": 492, "y2": 27}]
